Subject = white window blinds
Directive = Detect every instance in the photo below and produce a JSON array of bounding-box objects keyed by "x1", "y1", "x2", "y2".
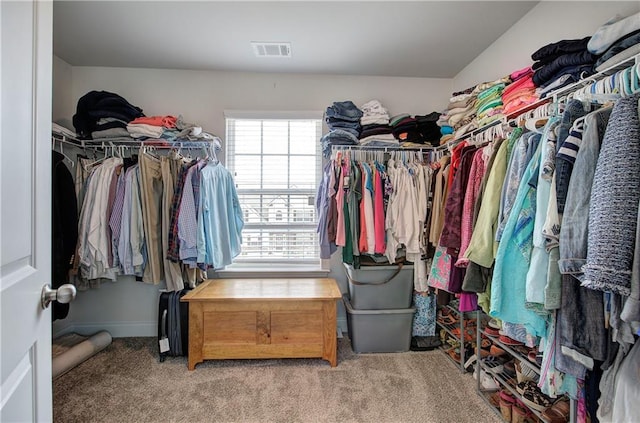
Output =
[{"x1": 225, "y1": 113, "x2": 323, "y2": 265}]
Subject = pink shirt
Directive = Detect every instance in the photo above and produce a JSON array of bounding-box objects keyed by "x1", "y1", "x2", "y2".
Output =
[
  {"x1": 358, "y1": 164, "x2": 368, "y2": 253},
  {"x1": 456, "y1": 146, "x2": 490, "y2": 267},
  {"x1": 335, "y1": 158, "x2": 348, "y2": 247}
]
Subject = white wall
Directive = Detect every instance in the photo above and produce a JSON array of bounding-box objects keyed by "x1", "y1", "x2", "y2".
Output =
[
  {"x1": 71, "y1": 66, "x2": 453, "y2": 142},
  {"x1": 52, "y1": 55, "x2": 73, "y2": 128},
  {"x1": 54, "y1": 64, "x2": 452, "y2": 337},
  {"x1": 453, "y1": 1, "x2": 640, "y2": 91}
]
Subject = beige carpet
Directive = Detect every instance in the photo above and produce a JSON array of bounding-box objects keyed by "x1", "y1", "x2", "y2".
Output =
[{"x1": 53, "y1": 337, "x2": 502, "y2": 423}]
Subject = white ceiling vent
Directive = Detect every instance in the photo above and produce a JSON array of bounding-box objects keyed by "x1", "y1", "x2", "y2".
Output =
[{"x1": 251, "y1": 42, "x2": 291, "y2": 58}]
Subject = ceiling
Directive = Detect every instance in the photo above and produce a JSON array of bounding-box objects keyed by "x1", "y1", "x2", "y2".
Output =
[{"x1": 53, "y1": 1, "x2": 539, "y2": 79}]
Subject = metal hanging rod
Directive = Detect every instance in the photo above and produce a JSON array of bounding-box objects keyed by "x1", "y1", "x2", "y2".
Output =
[
  {"x1": 52, "y1": 132, "x2": 222, "y2": 151},
  {"x1": 331, "y1": 144, "x2": 434, "y2": 153}
]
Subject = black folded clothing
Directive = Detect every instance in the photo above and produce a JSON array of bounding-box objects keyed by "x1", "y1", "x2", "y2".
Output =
[
  {"x1": 73, "y1": 90, "x2": 144, "y2": 139},
  {"x1": 531, "y1": 36, "x2": 590, "y2": 61},
  {"x1": 414, "y1": 112, "x2": 440, "y2": 123}
]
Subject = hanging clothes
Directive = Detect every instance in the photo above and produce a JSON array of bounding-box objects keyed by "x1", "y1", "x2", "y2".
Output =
[
  {"x1": 52, "y1": 151, "x2": 78, "y2": 320},
  {"x1": 72, "y1": 146, "x2": 243, "y2": 291},
  {"x1": 196, "y1": 160, "x2": 244, "y2": 269}
]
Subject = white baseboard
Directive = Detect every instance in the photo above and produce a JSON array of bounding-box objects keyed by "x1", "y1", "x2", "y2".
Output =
[
  {"x1": 54, "y1": 318, "x2": 348, "y2": 340},
  {"x1": 52, "y1": 319, "x2": 74, "y2": 339},
  {"x1": 54, "y1": 321, "x2": 157, "y2": 338}
]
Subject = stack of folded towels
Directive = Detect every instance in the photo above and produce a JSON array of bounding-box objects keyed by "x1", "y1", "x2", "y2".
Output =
[
  {"x1": 358, "y1": 100, "x2": 396, "y2": 147},
  {"x1": 320, "y1": 100, "x2": 362, "y2": 157},
  {"x1": 502, "y1": 66, "x2": 538, "y2": 116}
]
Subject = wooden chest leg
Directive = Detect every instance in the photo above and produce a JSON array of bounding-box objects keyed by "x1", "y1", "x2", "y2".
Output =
[
  {"x1": 322, "y1": 300, "x2": 338, "y2": 367},
  {"x1": 188, "y1": 302, "x2": 204, "y2": 370}
]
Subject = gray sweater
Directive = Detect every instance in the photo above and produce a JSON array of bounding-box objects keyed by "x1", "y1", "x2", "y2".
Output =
[{"x1": 583, "y1": 94, "x2": 640, "y2": 296}]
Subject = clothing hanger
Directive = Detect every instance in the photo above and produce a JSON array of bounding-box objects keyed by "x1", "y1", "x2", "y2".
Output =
[
  {"x1": 205, "y1": 141, "x2": 219, "y2": 164},
  {"x1": 52, "y1": 138, "x2": 75, "y2": 168},
  {"x1": 82, "y1": 142, "x2": 112, "y2": 170}
]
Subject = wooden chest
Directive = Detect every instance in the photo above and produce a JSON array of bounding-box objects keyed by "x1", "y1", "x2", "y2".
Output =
[{"x1": 181, "y1": 278, "x2": 342, "y2": 370}]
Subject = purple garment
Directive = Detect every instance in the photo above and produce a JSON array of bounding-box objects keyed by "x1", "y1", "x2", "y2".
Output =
[
  {"x1": 108, "y1": 170, "x2": 126, "y2": 267},
  {"x1": 105, "y1": 165, "x2": 120, "y2": 267},
  {"x1": 167, "y1": 160, "x2": 198, "y2": 262},
  {"x1": 440, "y1": 146, "x2": 477, "y2": 253},
  {"x1": 179, "y1": 160, "x2": 207, "y2": 268},
  {"x1": 459, "y1": 292, "x2": 478, "y2": 313},
  {"x1": 446, "y1": 255, "x2": 466, "y2": 294}
]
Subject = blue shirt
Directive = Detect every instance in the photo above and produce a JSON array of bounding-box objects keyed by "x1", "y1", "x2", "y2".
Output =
[{"x1": 196, "y1": 162, "x2": 244, "y2": 269}]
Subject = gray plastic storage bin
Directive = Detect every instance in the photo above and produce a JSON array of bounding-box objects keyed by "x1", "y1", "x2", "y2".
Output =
[
  {"x1": 343, "y1": 262, "x2": 414, "y2": 309},
  {"x1": 344, "y1": 295, "x2": 414, "y2": 353}
]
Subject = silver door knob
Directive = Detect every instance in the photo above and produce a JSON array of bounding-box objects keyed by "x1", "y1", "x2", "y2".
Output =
[{"x1": 41, "y1": 283, "x2": 77, "y2": 309}]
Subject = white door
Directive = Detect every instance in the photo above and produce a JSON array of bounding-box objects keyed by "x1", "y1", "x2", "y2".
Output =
[{"x1": 1, "y1": 1, "x2": 54, "y2": 422}]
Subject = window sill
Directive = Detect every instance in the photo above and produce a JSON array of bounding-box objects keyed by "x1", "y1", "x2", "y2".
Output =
[{"x1": 212, "y1": 267, "x2": 330, "y2": 279}]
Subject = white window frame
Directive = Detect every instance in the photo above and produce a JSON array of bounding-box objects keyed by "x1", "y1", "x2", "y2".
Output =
[{"x1": 219, "y1": 110, "x2": 330, "y2": 276}]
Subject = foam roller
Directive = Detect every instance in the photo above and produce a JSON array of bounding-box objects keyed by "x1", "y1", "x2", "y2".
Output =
[{"x1": 52, "y1": 330, "x2": 112, "y2": 379}]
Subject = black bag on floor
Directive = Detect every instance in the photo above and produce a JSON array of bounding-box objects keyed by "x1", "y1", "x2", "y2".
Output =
[{"x1": 157, "y1": 288, "x2": 191, "y2": 362}]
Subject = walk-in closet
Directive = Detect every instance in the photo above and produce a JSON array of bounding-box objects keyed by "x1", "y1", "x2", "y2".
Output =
[{"x1": 2, "y1": 1, "x2": 639, "y2": 422}]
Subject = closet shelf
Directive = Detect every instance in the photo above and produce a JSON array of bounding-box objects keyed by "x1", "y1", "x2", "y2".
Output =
[
  {"x1": 549, "y1": 52, "x2": 640, "y2": 101},
  {"x1": 444, "y1": 52, "x2": 640, "y2": 148},
  {"x1": 52, "y1": 132, "x2": 222, "y2": 151}
]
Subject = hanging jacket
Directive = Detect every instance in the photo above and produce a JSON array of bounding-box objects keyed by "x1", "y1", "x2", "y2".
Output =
[{"x1": 52, "y1": 151, "x2": 78, "y2": 321}]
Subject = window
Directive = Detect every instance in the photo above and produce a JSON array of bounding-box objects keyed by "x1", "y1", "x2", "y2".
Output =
[{"x1": 225, "y1": 112, "x2": 323, "y2": 267}]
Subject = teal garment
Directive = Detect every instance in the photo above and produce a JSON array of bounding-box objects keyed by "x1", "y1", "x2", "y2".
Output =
[
  {"x1": 477, "y1": 83, "x2": 506, "y2": 100},
  {"x1": 196, "y1": 163, "x2": 244, "y2": 269},
  {"x1": 526, "y1": 118, "x2": 560, "y2": 311},
  {"x1": 490, "y1": 141, "x2": 547, "y2": 338},
  {"x1": 348, "y1": 160, "x2": 361, "y2": 257},
  {"x1": 477, "y1": 97, "x2": 503, "y2": 115}
]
